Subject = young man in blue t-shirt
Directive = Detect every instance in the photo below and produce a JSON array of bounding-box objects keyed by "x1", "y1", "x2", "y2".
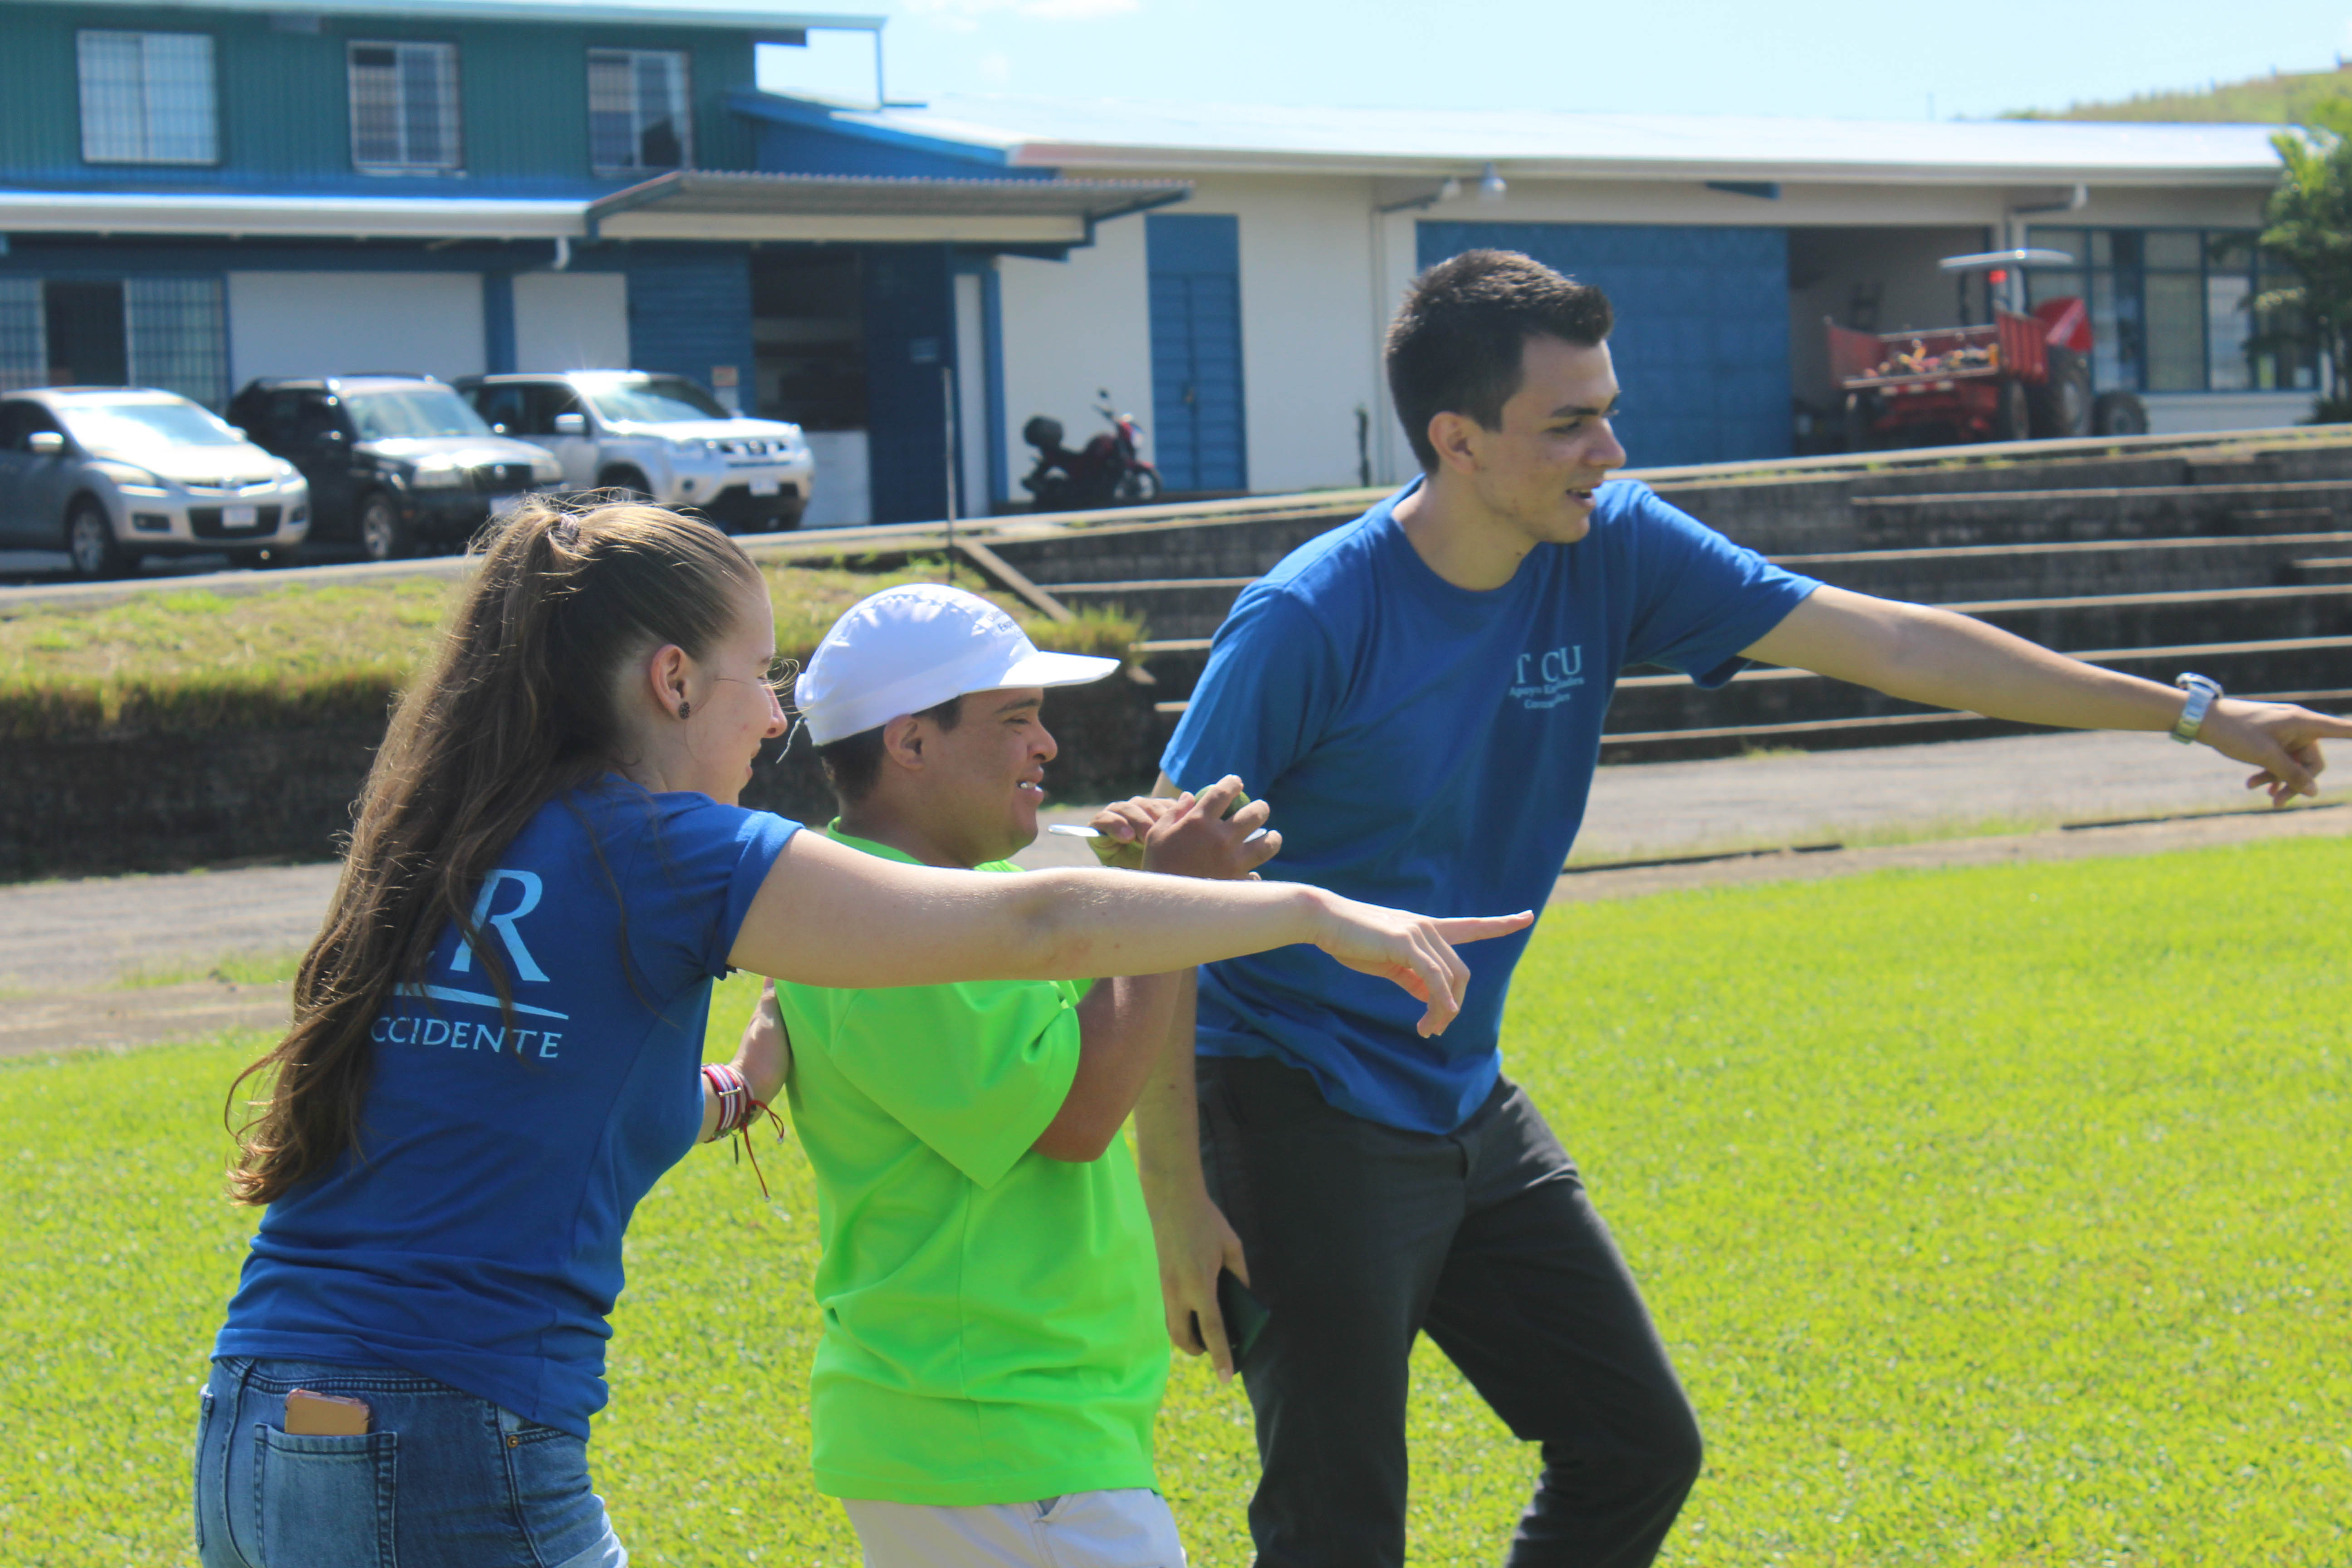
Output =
[{"x1": 1138, "y1": 249, "x2": 2352, "y2": 1567}]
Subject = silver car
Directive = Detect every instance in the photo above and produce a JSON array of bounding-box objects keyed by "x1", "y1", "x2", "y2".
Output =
[
  {"x1": 461, "y1": 372, "x2": 815, "y2": 533},
  {"x1": 0, "y1": 387, "x2": 310, "y2": 578}
]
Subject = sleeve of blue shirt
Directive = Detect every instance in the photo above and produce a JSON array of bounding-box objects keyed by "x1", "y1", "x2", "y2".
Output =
[
  {"x1": 1160, "y1": 586, "x2": 1349, "y2": 794},
  {"x1": 621, "y1": 799, "x2": 800, "y2": 994},
  {"x1": 1614, "y1": 483, "x2": 1820, "y2": 688}
]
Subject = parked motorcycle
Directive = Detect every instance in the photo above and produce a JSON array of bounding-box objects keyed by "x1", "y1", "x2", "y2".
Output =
[{"x1": 1021, "y1": 392, "x2": 1161, "y2": 512}]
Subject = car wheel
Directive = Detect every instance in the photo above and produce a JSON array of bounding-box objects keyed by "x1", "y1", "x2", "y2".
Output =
[
  {"x1": 2028, "y1": 348, "x2": 2094, "y2": 440},
  {"x1": 2092, "y1": 391, "x2": 2149, "y2": 437},
  {"x1": 597, "y1": 469, "x2": 652, "y2": 503},
  {"x1": 64, "y1": 497, "x2": 130, "y2": 579},
  {"x1": 358, "y1": 493, "x2": 412, "y2": 562}
]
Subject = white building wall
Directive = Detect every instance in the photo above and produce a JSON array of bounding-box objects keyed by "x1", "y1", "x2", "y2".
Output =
[
  {"x1": 996, "y1": 211, "x2": 1153, "y2": 505},
  {"x1": 1185, "y1": 174, "x2": 1385, "y2": 495},
  {"x1": 999, "y1": 167, "x2": 2283, "y2": 496},
  {"x1": 511, "y1": 272, "x2": 629, "y2": 372},
  {"x1": 226, "y1": 272, "x2": 485, "y2": 386}
]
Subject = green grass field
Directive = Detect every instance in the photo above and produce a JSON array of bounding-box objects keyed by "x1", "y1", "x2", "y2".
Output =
[{"x1": 2, "y1": 837, "x2": 2347, "y2": 1565}]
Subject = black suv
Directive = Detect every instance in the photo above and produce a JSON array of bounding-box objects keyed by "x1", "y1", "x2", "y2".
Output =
[{"x1": 228, "y1": 376, "x2": 561, "y2": 560}]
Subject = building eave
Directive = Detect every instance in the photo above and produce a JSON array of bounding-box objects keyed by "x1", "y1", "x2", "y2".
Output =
[
  {"x1": 0, "y1": 190, "x2": 587, "y2": 239},
  {"x1": 583, "y1": 168, "x2": 1189, "y2": 242}
]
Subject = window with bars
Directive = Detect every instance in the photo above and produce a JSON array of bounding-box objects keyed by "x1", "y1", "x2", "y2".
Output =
[
  {"x1": 2026, "y1": 226, "x2": 2316, "y2": 394},
  {"x1": 0, "y1": 279, "x2": 44, "y2": 394},
  {"x1": 588, "y1": 49, "x2": 691, "y2": 175},
  {"x1": 349, "y1": 40, "x2": 461, "y2": 173},
  {"x1": 78, "y1": 30, "x2": 218, "y2": 165},
  {"x1": 0, "y1": 278, "x2": 227, "y2": 407}
]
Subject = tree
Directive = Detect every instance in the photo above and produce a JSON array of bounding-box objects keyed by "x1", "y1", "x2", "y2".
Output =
[{"x1": 2261, "y1": 100, "x2": 2352, "y2": 419}]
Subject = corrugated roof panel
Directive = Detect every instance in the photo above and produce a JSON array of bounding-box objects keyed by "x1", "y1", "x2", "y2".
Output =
[{"x1": 836, "y1": 94, "x2": 2290, "y2": 185}]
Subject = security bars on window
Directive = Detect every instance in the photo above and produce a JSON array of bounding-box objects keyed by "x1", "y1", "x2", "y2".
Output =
[
  {"x1": 78, "y1": 30, "x2": 218, "y2": 165},
  {"x1": 349, "y1": 40, "x2": 461, "y2": 173},
  {"x1": 588, "y1": 49, "x2": 691, "y2": 175}
]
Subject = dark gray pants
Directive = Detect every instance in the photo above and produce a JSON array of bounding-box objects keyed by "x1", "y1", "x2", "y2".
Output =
[{"x1": 1198, "y1": 1054, "x2": 1702, "y2": 1568}]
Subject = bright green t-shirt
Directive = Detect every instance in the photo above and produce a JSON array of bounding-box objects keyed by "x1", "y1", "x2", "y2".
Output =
[{"x1": 775, "y1": 826, "x2": 1169, "y2": 1506}]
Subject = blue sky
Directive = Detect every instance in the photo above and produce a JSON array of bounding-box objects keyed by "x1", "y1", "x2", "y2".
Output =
[{"x1": 757, "y1": 0, "x2": 2347, "y2": 122}]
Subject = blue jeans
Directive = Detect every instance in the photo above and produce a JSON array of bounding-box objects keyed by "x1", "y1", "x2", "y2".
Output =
[{"x1": 194, "y1": 1357, "x2": 627, "y2": 1568}]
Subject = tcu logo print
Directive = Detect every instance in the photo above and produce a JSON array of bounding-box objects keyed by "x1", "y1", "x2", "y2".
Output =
[{"x1": 1509, "y1": 645, "x2": 1584, "y2": 711}]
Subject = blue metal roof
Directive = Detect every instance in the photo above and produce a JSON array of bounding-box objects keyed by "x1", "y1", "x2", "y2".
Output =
[
  {"x1": 20, "y1": 0, "x2": 882, "y2": 32},
  {"x1": 828, "y1": 94, "x2": 2288, "y2": 187}
]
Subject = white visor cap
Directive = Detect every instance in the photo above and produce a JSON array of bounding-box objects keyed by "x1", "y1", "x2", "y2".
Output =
[{"x1": 795, "y1": 583, "x2": 1119, "y2": 745}]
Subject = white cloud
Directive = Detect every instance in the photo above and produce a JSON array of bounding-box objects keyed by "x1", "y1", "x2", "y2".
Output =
[
  {"x1": 978, "y1": 50, "x2": 1014, "y2": 84},
  {"x1": 909, "y1": 0, "x2": 1141, "y2": 32}
]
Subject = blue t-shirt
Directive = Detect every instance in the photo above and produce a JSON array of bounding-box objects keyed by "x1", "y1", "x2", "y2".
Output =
[
  {"x1": 1161, "y1": 479, "x2": 1818, "y2": 1134},
  {"x1": 215, "y1": 782, "x2": 798, "y2": 1438}
]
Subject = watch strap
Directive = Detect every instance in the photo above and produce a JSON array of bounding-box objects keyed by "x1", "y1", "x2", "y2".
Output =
[{"x1": 2171, "y1": 673, "x2": 2221, "y2": 744}]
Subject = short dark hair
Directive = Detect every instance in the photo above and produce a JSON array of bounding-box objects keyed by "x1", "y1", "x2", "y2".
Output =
[
  {"x1": 814, "y1": 694, "x2": 964, "y2": 806},
  {"x1": 1385, "y1": 250, "x2": 1613, "y2": 470}
]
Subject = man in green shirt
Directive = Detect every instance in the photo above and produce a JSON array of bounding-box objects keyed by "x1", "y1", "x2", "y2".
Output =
[{"x1": 761, "y1": 583, "x2": 1276, "y2": 1566}]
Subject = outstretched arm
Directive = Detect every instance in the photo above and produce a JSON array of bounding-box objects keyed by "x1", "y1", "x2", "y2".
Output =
[
  {"x1": 1745, "y1": 586, "x2": 2352, "y2": 804},
  {"x1": 728, "y1": 823, "x2": 1526, "y2": 1035}
]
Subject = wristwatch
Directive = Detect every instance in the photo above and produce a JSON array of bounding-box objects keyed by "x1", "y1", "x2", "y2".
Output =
[{"x1": 2171, "y1": 673, "x2": 2222, "y2": 744}]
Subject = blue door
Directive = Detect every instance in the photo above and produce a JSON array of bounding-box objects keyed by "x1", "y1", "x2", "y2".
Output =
[
  {"x1": 1147, "y1": 214, "x2": 1246, "y2": 493},
  {"x1": 1416, "y1": 222, "x2": 1789, "y2": 469}
]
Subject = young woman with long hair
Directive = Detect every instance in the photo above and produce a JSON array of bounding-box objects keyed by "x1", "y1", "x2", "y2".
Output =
[{"x1": 192, "y1": 500, "x2": 1525, "y2": 1568}]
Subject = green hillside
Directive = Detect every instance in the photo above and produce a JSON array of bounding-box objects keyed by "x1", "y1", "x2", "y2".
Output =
[{"x1": 2006, "y1": 62, "x2": 2352, "y2": 123}]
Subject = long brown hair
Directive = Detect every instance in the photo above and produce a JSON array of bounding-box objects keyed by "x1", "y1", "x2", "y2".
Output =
[{"x1": 227, "y1": 499, "x2": 762, "y2": 1205}]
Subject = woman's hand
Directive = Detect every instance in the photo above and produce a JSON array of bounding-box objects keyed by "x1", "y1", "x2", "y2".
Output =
[
  {"x1": 734, "y1": 979, "x2": 791, "y2": 1104},
  {"x1": 1308, "y1": 895, "x2": 1533, "y2": 1037}
]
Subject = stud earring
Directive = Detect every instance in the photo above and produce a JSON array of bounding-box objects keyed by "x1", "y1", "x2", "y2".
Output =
[{"x1": 679, "y1": 700, "x2": 692, "y2": 720}]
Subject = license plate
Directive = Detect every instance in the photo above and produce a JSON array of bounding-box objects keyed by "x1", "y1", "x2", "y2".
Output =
[
  {"x1": 749, "y1": 477, "x2": 782, "y2": 497},
  {"x1": 224, "y1": 505, "x2": 259, "y2": 527},
  {"x1": 487, "y1": 494, "x2": 523, "y2": 514}
]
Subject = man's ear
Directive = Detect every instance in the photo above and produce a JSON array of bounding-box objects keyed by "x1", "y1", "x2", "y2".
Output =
[
  {"x1": 1426, "y1": 410, "x2": 1482, "y2": 476},
  {"x1": 879, "y1": 712, "x2": 928, "y2": 772}
]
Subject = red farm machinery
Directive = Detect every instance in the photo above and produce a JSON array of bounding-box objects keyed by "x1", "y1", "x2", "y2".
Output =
[{"x1": 1829, "y1": 248, "x2": 2148, "y2": 451}]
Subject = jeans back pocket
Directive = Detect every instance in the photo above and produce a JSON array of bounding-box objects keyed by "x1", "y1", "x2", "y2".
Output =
[{"x1": 254, "y1": 1426, "x2": 399, "y2": 1568}]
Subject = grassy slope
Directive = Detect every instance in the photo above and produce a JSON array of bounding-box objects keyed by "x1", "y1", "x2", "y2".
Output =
[
  {"x1": 2007, "y1": 63, "x2": 2352, "y2": 123},
  {"x1": 1, "y1": 837, "x2": 2346, "y2": 1564},
  {"x1": 0, "y1": 564, "x2": 1137, "y2": 739}
]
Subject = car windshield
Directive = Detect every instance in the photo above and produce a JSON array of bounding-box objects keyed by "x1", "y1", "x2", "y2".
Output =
[
  {"x1": 344, "y1": 387, "x2": 494, "y2": 441},
  {"x1": 56, "y1": 398, "x2": 245, "y2": 451},
  {"x1": 581, "y1": 377, "x2": 730, "y2": 425}
]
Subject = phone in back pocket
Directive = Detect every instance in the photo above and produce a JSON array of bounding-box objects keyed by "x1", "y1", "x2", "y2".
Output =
[{"x1": 284, "y1": 1388, "x2": 371, "y2": 1436}]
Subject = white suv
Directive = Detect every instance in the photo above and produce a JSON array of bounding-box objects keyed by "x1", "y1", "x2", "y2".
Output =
[{"x1": 461, "y1": 372, "x2": 814, "y2": 533}]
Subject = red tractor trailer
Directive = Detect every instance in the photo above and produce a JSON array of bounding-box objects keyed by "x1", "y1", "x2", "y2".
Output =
[{"x1": 1830, "y1": 248, "x2": 2149, "y2": 451}]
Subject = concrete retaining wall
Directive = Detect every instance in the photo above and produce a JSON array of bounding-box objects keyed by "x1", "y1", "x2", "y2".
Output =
[{"x1": 0, "y1": 677, "x2": 1165, "y2": 883}]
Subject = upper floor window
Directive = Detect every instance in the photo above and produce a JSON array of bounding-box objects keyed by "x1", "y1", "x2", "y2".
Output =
[
  {"x1": 78, "y1": 30, "x2": 218, "y2": 165},
  {"x1": 588, "y1": 49, "x2": 691, "y2": 175},
  {"x1": 349, "y1": 40, "x2": 461, "y2": 173}
]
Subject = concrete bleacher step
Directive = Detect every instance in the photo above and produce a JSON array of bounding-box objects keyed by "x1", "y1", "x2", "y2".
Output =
[
  {"x1": 1045, "y1": 578, "x2": 1260, "y2": 642},
  {"x1": 780, "y1": 429, "x2": 2352, "y2": 763},
  {"x1": 1781, "y1": 532, "x2": 2352, "y2": 602}
]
